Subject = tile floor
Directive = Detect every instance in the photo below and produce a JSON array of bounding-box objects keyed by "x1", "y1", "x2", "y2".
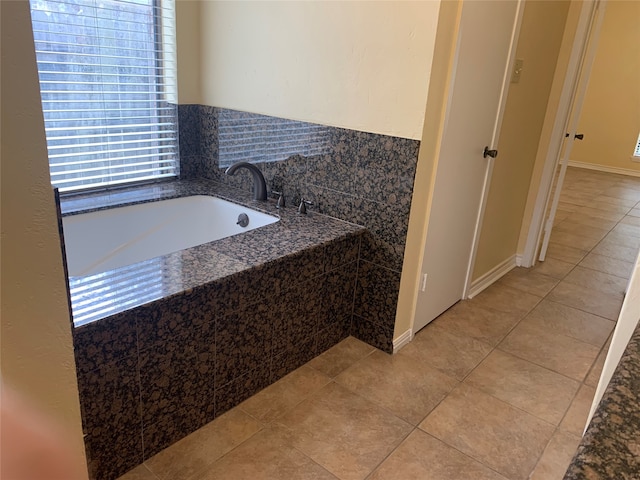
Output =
[{"x1": 118, "y1": 167, "x2": 640, "y2": 480}]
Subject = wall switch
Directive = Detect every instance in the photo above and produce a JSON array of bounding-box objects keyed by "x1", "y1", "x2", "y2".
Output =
[
  {"x1": 421, "y1": 273, "x2": 428, "y2": 292},
  {"x1": 511, "y1": 58, "x2": 524, "y2": 83}
]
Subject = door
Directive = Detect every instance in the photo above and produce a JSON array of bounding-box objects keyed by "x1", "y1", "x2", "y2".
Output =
[
  {"x1": 413, "y1": 0, "x2": 523, "y2": 333},
  {"x1": 537, "y1": 0, "x2": 606, "y2": 261},
  {"x1": 519, "y1": 0, "x2": 606, "y2": 266}
]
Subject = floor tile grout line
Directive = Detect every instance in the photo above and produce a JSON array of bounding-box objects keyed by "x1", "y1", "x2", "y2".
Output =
[
  {"x1": 453, "y1": 206, "x2": 627, "y2": 439},
  {"x1": 362, "y1": 425, "x2": 419, "y2": 480}
]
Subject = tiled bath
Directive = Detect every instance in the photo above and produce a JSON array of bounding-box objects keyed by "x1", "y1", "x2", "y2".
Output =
[
  {"x1": 70, "y1": 106, "x2": 420, "y2": 479},
  {"x1": 69, "y1": 181, "x2": 364, "y2": 479}
]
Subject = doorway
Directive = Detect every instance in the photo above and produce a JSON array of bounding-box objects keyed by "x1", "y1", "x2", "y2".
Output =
[
  {"x1": 523, "y1": 0, "x2": 640, "y2": 266},
  {"x1": 412, "y1": 0, "x2": 524, "y2": 334}
]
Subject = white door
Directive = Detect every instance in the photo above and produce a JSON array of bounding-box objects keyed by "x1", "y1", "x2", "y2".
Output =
[{"x1": 413, "y1": 0, "x2": 523, "y2": 333}]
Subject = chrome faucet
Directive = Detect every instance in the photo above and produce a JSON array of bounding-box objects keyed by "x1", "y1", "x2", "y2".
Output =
[{"x1": 225, "y1": 162, "x2": 267, "y2": 201}]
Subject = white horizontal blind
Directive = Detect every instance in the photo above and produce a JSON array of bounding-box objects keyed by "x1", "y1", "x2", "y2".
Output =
[
  {"x1": 30, "y1": 0, "x2": 179, "y2": 192},
  {"x1": 634, "y1": 133, "x2": 640, "y2": 158}
]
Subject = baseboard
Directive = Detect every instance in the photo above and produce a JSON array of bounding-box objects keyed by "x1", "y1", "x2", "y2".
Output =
[
  {"x1": 515, "y1": 254, "x2": 524, "y2": 267},
  {"x1": 467, "y1": 254, "x2": 517, "y2": 299},
  {"x1": 568, "y1": 160, "x2": 640, "y2": 178},
  {"x1": 393, "y1": 329, "x2": 413, "y2": 353}
]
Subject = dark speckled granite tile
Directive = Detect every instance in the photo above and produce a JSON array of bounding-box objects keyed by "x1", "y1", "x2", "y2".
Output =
[
  {"x1": 359, "y1": 229, "x2": 406, "y2": 273},
  {"x1": 163, "y1": 247, "x2": 250, "y2": 292},
  {"x1": 199, "y1": 104, "x2": 219, "y2": 163},
  {"x1": 356, "y1": 131, "x2": 420, "y2": 167},
  {"x1": 136, "y1": 286, "x2": 217, "y2": 351},
  {"x1": 272, "y1": 247, "x2": 326, "y2": 294},
  {"x1": 142, "y1": 403, "x2": 215, "y2": 461},
  {"x1": 140, "y1": 333, "x2": 217, "y2": 461},
  {"x1": 280, "y1": 277, "x2": 324, "y2": 349},
  {"x1": 304, "y1": 185, "x2": 360, "y2": 225},
  {"x1": 212, "y1": 264, "x2": 274, "y2": 314},
  {"x1": 179, "y1": 155, "x2": 202, "y2": 180},
  {"x1": 305, "y1": 127, "x2": 359, "y2": 194},
  {"x1": 354, "y1": 199, "x2": 410, "y2": 272},
  {"x1": 302, "y1": 187, "x2": 409, "y2": 274},
  {"x1": 271, "y1": 335, "x2": 318, "y2": 382},
  {"x1": 84, "y1": 420, "x2": 143, "y2": 480},
  {"x1": 564, "y1": 322, "x2": 640, "y2": 479},
  {"x1": 323, "y1": 234, "x2": 360, "y2": 273},
  {"x1": 316, "y1": 315, "x2": 352, "y2": 355},
  {"x1": 76, "y1": 355, "x2": 140, "y2": 434},
  {"x1": 354, "y1": 157, "x2": 415, "y2": 207},
  {"x1": 262, "y1": 154, "x2": 308, "y2": 206},
  {"x1": 139, "y1": 324, "x2": 215, "y2": 427},
  {"x1": 270, "y1": 302, "x2": 290, "y2": 356},
  {"x1": 320, "y1": 262, "x2": 357, "y2": 330},
  {"x1": 351, "y1": 314, "x2": 394, "y2": 354},
  {"x1": 210, "y1": 224, "x2": 292, "y2": 268},
  {"x1": 214, "y1": 364, "x2": 271, "y2": 416},
  {"x1": 215, "y1": 303, "x2": 274, "y2": 388},
  {"x1": 178, "y1": 104, "x2": 200, "y2": 159},
  {"x1": 73, "y1": 312, "x2": 137, "y2": 376},
  {"x1": 353, "y1": 260, "x2": 401, "y2": 346}
]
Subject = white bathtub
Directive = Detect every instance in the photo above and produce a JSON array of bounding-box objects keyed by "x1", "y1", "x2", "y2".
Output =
[{"x1": 63, "y1": 195, "x2": 279, "y2": 277}]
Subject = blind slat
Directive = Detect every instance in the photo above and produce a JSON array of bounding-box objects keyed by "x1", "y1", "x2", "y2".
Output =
[
  {"x1": 48, "y1": 144, "x2": 176, "y2": 160},
  {"x1": 30, "y1": 0, "x2": 179, "y2": 192}
]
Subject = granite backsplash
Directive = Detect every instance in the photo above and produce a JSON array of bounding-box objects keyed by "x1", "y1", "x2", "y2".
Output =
[{"x1": 178, "y1": 105, "x2": 420, "y2": 351}]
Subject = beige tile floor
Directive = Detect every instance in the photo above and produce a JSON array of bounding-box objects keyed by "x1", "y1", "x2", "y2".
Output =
[{"x1": 119, "y1": 167, "x2": 640, "y2": 480}]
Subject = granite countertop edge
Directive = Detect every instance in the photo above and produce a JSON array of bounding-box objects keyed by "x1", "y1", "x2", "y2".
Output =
[{"x1": 564, "y1": 320, "x2": 640, "y2": 479}]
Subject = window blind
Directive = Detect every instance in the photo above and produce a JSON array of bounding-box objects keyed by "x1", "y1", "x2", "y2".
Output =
[
  {"x1": 635, "y1": 133, "x2": 640, "y2": 158},
  {"x1": 30, "y1": 0, "x2": 179, "y2": 192}
]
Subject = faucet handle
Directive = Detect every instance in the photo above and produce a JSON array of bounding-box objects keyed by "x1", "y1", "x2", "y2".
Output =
[
  {"x1": 297, "y1": 198, "x2": 313, "y2": 214},
  {"x1": 271, "y1": 190, "x2": 285, "y2": 208}
]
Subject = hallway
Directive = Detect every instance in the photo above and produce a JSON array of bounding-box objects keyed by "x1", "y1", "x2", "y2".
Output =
[{"x1": 119, "y1": 167, "x2": 639, "y2": 480}]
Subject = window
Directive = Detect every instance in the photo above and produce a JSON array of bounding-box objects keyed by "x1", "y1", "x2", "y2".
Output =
[
  {"x1": 634, "y1": 133, "x2": 640, "y2": 158},
  {"x1": 30, "y1": 0, "x2": 179, "y2": 193}
]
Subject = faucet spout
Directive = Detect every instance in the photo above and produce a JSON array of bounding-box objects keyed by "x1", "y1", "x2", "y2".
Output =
[{"x1": 225, "y1": 162, "x2": 268, "y2": 201}]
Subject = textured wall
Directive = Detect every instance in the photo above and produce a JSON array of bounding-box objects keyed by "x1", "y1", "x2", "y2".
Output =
[
  {"x1": 179, "y1": 1, "x2": 439, "y2": 140},
  {"x1": 0, "y1": 1, "x2": 87, "y2": 475}
]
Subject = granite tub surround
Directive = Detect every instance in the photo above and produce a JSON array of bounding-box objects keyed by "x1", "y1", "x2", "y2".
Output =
[
  {"x1": 564, "y1": 321, "x2": 640, "y2": 479},
  {"x1": 65, "y1": 179, "x2": 364, "y2": 480},
  {"x1": 178, "y1": 105, "x2": 421, "y2": 352}
]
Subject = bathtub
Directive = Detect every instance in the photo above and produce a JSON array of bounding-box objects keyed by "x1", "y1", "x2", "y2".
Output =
[{"x1": 63, "y1": 195, "x2": 279, "y2": 277}]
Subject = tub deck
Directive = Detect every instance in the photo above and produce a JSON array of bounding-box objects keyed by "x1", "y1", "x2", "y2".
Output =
[
  {"x1": 62, "y1": 180, "x2": 363, "y2": 326},
  {"x1": 63, "y1": 179, "x2": 367, "y2": 480}
]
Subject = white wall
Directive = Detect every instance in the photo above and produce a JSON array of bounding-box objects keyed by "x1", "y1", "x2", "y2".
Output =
[
  {"x1": 189, "y1": 1, "x2": 440, "y2": 140},
  {"x1": 0, "y1": 1, "x2": 87, "y2": 474}
]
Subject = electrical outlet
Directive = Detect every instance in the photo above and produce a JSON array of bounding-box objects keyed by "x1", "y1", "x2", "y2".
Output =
[{"x1": 511, "y1": 58, "x2": 524, "y2": 83}]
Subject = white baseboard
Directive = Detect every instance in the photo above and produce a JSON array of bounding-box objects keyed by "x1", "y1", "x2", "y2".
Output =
[
  {"x1": 515, "y1": 254, "x2": 524, "y2": 267},
  {"x1": 568, "y1": 160, "x2": 640, "y2": 178},
  {"x1": 467, "y1": 254, "x2": 517, "y2": 299},
  {"x1": 393, "y1": 329, "x2": 413, "y2": 353}
]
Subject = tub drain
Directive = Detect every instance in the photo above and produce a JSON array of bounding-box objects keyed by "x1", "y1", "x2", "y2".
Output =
[{"x1": 236, "y1": 213, "x2": 249, "y2": 228}]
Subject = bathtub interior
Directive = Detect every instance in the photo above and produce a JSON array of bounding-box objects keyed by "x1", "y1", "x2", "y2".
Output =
[{"x1": 63, "y1": 195, "x2": 278, "y2": 277}]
